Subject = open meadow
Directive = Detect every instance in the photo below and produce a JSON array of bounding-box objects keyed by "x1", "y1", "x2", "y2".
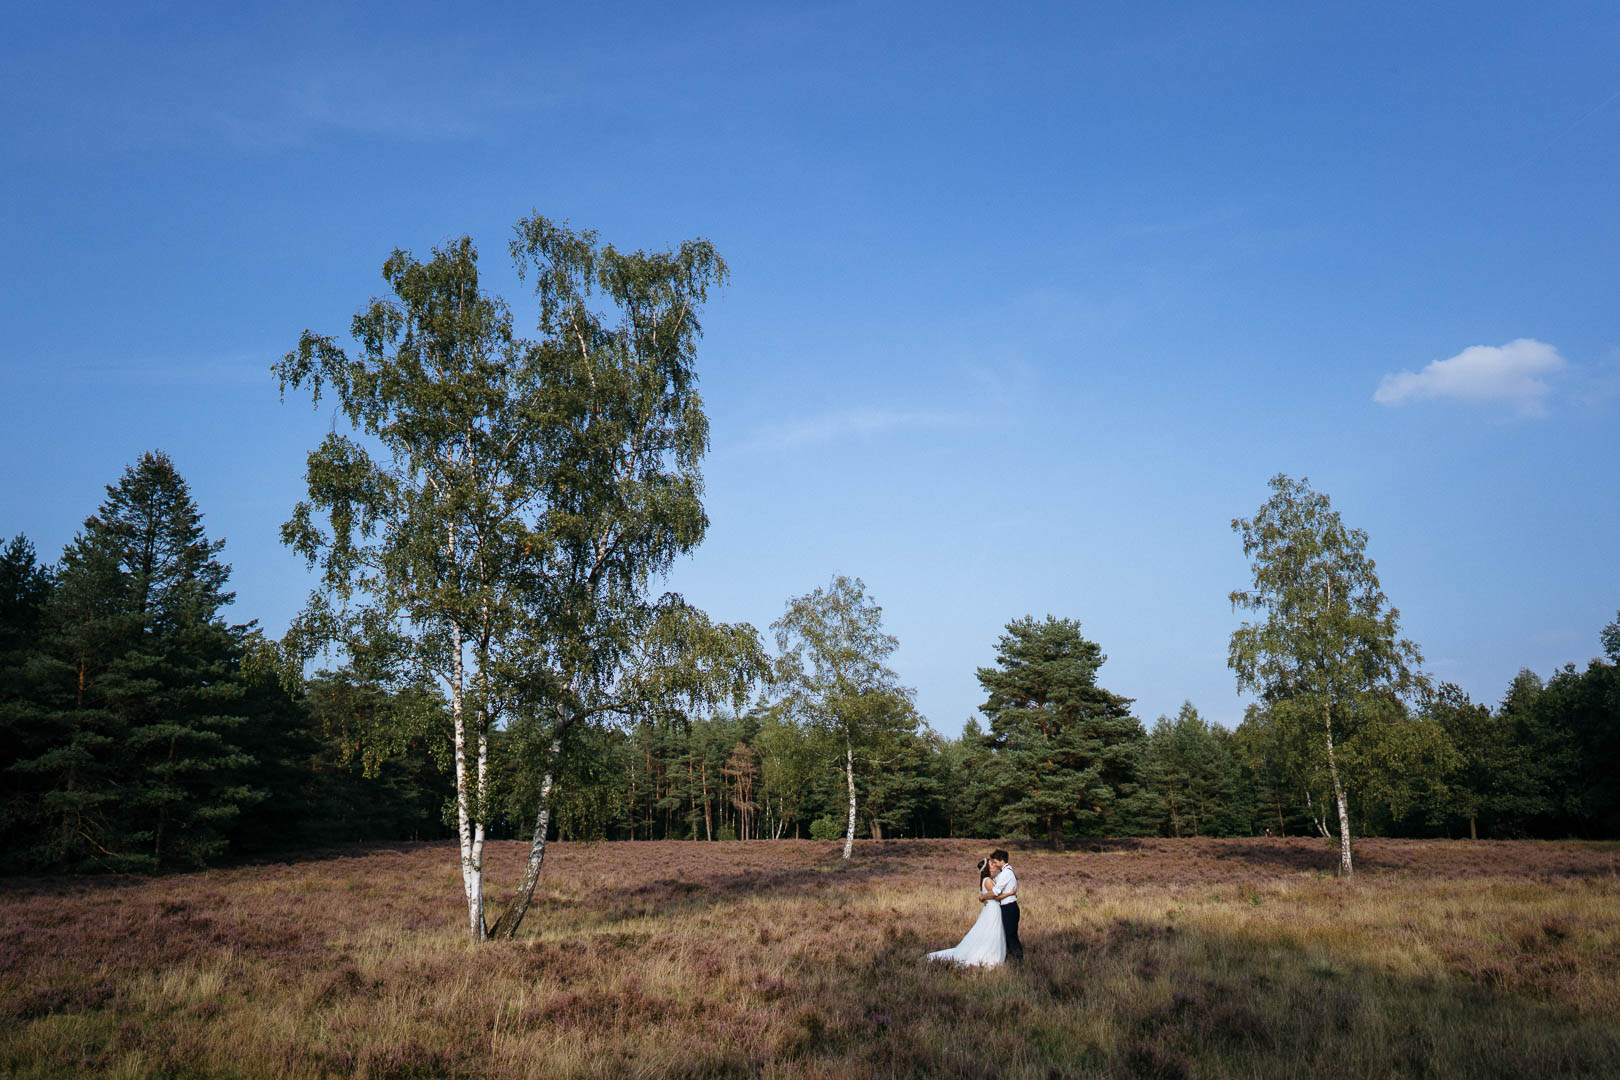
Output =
[{"x1": 3, "y1": 837, "x2": 1618, "y2": 1079}]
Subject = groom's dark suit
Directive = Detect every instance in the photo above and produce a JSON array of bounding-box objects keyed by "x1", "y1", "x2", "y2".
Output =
[{"x1": 992, "y1": 864, "x2": 1022, "y2": 962}]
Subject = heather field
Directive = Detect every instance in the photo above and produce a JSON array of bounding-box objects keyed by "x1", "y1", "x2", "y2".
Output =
[{"x1": 3, "y1": 838, "x2": 1619, "y2": 1079}]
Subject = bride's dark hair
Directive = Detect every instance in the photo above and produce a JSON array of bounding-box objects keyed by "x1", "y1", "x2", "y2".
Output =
[{"x1": 977, "y1": 857, "x2": 991, "y2": 884}]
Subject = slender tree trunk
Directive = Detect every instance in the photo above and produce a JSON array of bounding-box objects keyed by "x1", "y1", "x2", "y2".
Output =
[
  {"x1": 474, "y1": 715, "x2": 488, "y2": 913},
  {"x1": 843, "y1": 734, "x2": 856, "y2": 860},
  {"x1": 626, "y1": 759, "x2": 636, "y2": 839},
  {"x1": 701, "y1": 761, "x2": 712, "y2": 841},
  {"x1": 870, "y1": 815, "x2": 883, "y2": 841},
  {"x1": 450, "y1": 618, "x2": 484, "y2": 942},
  {"x1": 1047, "y1": 814, "x2": 1065, "y2": 851},
  {"x1": 1305, "y1": 787, "x2": 1330, "y2": 838},
  {"x1": 1323, "y1": 704, "x2": 1353, "y2": 875},
  {"x1": 490, "y1": 734, "x2": 563, "y2": 940},
  {"x1": 1469, "y1": 813, "x2": 1478, "y2": 841}
]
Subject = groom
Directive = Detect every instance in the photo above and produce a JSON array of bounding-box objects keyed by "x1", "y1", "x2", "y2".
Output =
[{"x1": 985, "y1": 849, "x2": 1022, "y2": 963}]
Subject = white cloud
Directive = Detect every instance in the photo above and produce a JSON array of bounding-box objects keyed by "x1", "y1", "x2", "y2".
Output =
[{"x1": 1374, "y1": 339, "x2": 1566, "y2": 415}]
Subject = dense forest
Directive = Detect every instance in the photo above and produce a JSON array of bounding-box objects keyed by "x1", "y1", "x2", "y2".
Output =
[{"x1": 2, "y1": 450, "x2": 1615, "y2": 875}]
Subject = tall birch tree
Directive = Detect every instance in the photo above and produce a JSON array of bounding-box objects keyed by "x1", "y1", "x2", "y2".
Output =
[
  {"x1": 272, "y1": 215, "x2": 759, "y2": 942},
  {"x1": 1228, "y1": 474, "x2": 1427, "y2": 875},
  {"x1": 484, "y1": 217, "x2": 765, "y2": 939},
  {"x1": 772, "y1": 575, "x2": 913, "y2": 860}
]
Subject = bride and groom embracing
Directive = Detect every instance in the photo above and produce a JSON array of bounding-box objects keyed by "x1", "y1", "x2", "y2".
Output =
[{"x1": 927, "y1": 849, "x2": 1023, "y2": 968}]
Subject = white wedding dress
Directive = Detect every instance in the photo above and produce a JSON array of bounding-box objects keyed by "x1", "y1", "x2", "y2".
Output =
[{"x1": 927, "y1": 883, "x2": 1006, "y2": 967}]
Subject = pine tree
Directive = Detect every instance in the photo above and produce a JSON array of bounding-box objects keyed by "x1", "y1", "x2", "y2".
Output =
[
  {"x1": 977, "y1": 615, "x2": 1144, "y2": 848},
  {"x1": 17, "y1": 452, "x2": 263, "y2": 870},
  {"x1": 940, "y1": 718, "x2": 998, "y2": 838},
  {"x1": 0, "y1": 535, "x2": 59, "y2": 864},
  {"x1": 1139, "y1": 702, "x2": 1249, "y2": 837}
]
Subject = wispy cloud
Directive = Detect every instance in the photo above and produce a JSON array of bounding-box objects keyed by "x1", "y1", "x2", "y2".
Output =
[
  {"x1": 761, "y1": 407, "x2": 971, "y2": 450},
  {"x1": 1374, "y1": 339, "x2": 1566, "y2": 416}
]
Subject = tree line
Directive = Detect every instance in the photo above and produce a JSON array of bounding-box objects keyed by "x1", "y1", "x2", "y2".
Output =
[
  {"x1": 4, "y1": 459, "x2": 1614, "y2": 878},
  {"x1": 3, "y1": 214, "x2": 1615, "y2": 920}
]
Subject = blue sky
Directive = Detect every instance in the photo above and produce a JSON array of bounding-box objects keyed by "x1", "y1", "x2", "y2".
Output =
[{"x1": 4, "y1": 2, "x2": 1617, "y2": 735}]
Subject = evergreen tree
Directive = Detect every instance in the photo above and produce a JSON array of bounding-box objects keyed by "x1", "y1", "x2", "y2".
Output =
[
  {"x1": 0, "y1": 535, "x2": 58, "y2": 864},
  {"x1": 938, "y1": 718, "x2": 998, "y2": 838},
  {"x1": 1425, "y1": 683, "x2": 1526, "y2": 839},
  {"x1": 1139, "y1": 702, "x2": 1249, "y2": 837},
  {"x1": 229, "y1": 672, "x2": 455, "y2": 854},
  {"x1": 1512, "y1": 654, "x2": 1620, "y2": 838},
  {"x1": 976, "y1": 615, "x2": 1144, "y2": 848},
  {"x1": 1230, "y1": 703, "x2": 1309, "y2": 835},
  {"x1": 13, "y1": 453, "x2": 262, "y2": 870},
  {"x1": 861, "y1": 725, "x2": 943, "y2": 839},
  {"x1": 1601, "y1": 610, "x2": 1620, "y2": 663}
]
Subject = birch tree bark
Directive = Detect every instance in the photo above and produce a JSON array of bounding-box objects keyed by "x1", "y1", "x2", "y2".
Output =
[
  {"x1": 843, "y1": 737, "x2": 858, "y2": 859},
  {"x1": 489, "y1": 734, "x2": 561, "y2": 940},
  {"x1": 1322, "y1": 706, "x2": 1354, "y2": 875}
]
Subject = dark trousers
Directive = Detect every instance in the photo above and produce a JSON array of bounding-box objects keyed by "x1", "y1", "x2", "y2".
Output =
[{"x1": 999, "y1": 901, "x2": 1022, "y2": 961}]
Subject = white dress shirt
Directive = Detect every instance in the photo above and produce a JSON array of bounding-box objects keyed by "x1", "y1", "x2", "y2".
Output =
[{"x1": 993, "y1": 864, "x2": 1017, "y2": 905}]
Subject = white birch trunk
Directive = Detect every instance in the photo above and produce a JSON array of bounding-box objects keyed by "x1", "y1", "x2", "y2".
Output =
[
  {"x1": 1323, "y1": 704, "x2": 1354, "y2": 876},
  {"x1": 1305, "y1": 787, "x2": 1331, "y2": 839},
  {"x1": 490, "y1": 734, "x2": 562, "y2": 940},
  {"x1": 842, "y1": 735, "x2": 856, "y2": 861},
  {"x1": 473, "y1": 712, "x2": 488, "y2": 923},
  {"x1": 451, "y1": 618, "x2": 484, "y2": 941}
]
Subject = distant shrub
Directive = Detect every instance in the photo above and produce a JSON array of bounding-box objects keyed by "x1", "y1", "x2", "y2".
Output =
[
  {"x1": 716, "y1": 824, "x2": 738, "y2": 842},
  {"x1": 809, "y1": 815, "x2": 843, "y2": 841}
]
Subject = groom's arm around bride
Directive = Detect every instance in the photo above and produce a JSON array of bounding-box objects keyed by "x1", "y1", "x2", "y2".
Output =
[{"x1": 986, "y1": 849, "x2": 1023, "y2": 962}]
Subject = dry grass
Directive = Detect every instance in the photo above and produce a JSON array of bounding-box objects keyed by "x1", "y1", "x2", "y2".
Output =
[{"x1": 3, "y1": 837, "x2": 1618, "y2": 1078}]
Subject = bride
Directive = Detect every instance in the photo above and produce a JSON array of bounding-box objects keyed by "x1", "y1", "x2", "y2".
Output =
[{"x1": 927, "y1": 858, "x2": 1006, "y2": 967}]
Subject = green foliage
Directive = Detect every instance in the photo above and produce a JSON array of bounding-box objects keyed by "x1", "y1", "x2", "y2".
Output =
[
  {"x1": 1229, "y1": 475, "x2": 1427, "y2": 871},
  {"x1": 808, "y1": 814, "x2": 844, "y2": 841},
  {"x1": 772, "y1": 575, "x2": 917, "y2": 855},
  {"x1": 1343, "y1": 705, "x2": 1460, "y2": 834},
  {"x1": 1138, "y1": 702, "x2": 1250, "y2": 837},
  {"x1": 1508, "y1": 654, "x2": 1620, "y2": 838},
  {"x1": 272, "y1": 215, "x2": 761, "y2": 936},
  {"x1": 229, "y1": 674, "x2": 456, "y2": 852},
  {"x1": 976, "y1": 615, "x2": 1144, "y2": 847},
  {"x1": 0, "y1": 535, "x2": 60, "y2": 864},
  {"x1": 861, "y1": 726, "x2": 944, "y2": 839},
  {"x1": 7, "y1": 454, "x2": 262, "y2": 871},
  {"x1": 0, "y1": 534, "x2": 51, "y2": 656},
  {"x1": 1421, "y1": 683, "x2": 1528, "y2": 838},
  {"x1": 754, "y1": 715, "x2": 820, "y2": 838}
]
